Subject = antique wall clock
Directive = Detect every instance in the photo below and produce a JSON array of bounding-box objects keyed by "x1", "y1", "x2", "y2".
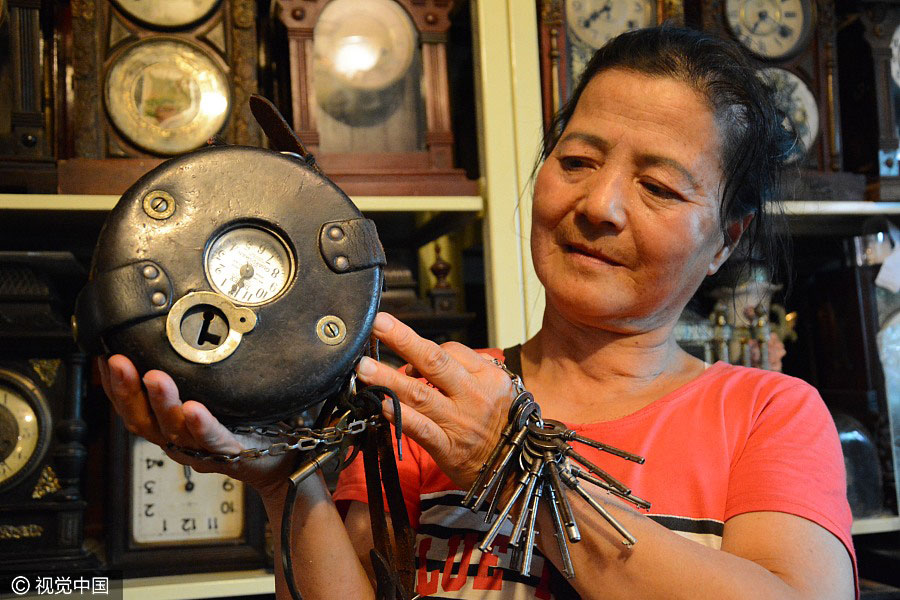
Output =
[
  {"x1": 0, "y1": 0, "x2": 57, "y2": 192},
  {"x1": 690, "y1": 0, "x2": 843, "y2": 175},
  {"x1": 536, "y1": 0, "x2": 685, "y2": 131},
  {"x1": 106, "y1": 418, "x2": 267, "y2": 575},
  {"x1": 272, "y1": 0, "x2": 477, "y2": 195},
  {"x1": 859, "y1": 3, "x2": 900, "y2": 200},
  {"x1": 57, "y1": 0, "x2": 260, "y2": 194},
  {"x1": 0, "y1": 252, "x2": 95, "y2": 573}
]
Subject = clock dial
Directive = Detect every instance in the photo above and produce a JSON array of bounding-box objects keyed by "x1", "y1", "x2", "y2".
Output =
[
  {"x1": 111, "y1": 0, "x2": 220, "y2": 29},
  {"x1": 759, "y1": 67, "x2": 819, "y2": 163},
  {"x1": 565, "y1": 0, "x2": 657, "y2": 49},
  {"x1": 104, "y1": 39, "x2": 231, "y2": 155},
  {"x1": 131, "y1": 437, "x2": 244, "y2": 544},
  {"x1": 891, "y1": 24, "x2": 900, "y2": 87},
  {"x1": 205, "y1": 225, "x2": 294, "y2": 306},
  {"x1": 725, "y1": 0, "x2": 812, "y2": 60},
  {"x1": 0, "y1": 371, "x2": 50, "y2": 492}
]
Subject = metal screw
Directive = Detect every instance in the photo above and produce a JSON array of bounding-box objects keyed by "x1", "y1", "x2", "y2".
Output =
[
  {"x1": 21, "y1": 134, "x2": 37, "y2": 148},
  {"x1": 315, "y1": 316, "x2": 346, "y2": 345},
  {"x1": 151, "y1": 292, "x2": 167, "y2": 307},
  {"x1": 142, "y1": 265, "x2": 159, "y2": 279},
  {"x1": 334, "y1": 256, "x2": 349, "y2": 271},
  {"x1": 151, "y1": 196, "x2": 168, "y2": 213},
  {"x1": 328, "y1": 226, "x2": 344, "y2": 241}
]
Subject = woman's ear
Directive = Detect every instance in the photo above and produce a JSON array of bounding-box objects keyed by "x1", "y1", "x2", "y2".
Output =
[{"x1": 708, "y1": 213, "x2": 754, "y2": 276}]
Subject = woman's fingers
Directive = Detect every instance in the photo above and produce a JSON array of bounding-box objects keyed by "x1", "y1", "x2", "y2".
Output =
[
  {"x1": 371, "y1": 313, "x2": 475, "y2": 396},
  {"x1": 357, "y1": 355, "x2": 455, "y2": 427},
  {"x1": 380, "y1": 398, "x2": 449, "y2": 461},
  {"x1": 181, "y1": 400, "x2": 244, "y2": 455},
  {"x1": 106, "y1": 355, "x2": 165, "y2": 446},
  {"x1": 143, "y1": 370, "x2": 194, "y2": 447}
]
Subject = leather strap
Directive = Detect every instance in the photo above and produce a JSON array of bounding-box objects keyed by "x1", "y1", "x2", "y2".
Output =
[
  {"x1": 73, "y1": 260, "x2": 173, "y2": 354},
  {"x1": 320, "y1": 219, "x2": 387, "y2": 273},
  {"x1": 249, "y1": 94, "x2": 321, "y2": 172}
]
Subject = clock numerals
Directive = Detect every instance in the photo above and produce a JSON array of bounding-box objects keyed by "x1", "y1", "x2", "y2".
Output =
[
  {"x1": 132, "y1": 437, "x2": 245, "y2": 544},
  {"x1": 724, "y1": 0, "x2": 810, "y2": 60}
]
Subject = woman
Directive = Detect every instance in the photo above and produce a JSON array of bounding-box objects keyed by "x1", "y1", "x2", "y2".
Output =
[{"x1": 102, "y1": 27, "x2": 856, "y2": 599}]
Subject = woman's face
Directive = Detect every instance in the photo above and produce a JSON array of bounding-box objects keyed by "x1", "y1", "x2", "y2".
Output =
[{"x1": 532, "y1": 68, "x2": 734, "y2": 333}]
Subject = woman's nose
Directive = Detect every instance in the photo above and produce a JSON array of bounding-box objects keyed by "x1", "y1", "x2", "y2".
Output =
[{"x1": 574, "y1": 166, "x2": 627, "y2": 230}]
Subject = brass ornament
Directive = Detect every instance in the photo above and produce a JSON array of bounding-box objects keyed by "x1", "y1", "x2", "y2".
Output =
[
  {"x1": 31, "y1": 466, "x2": 61, "y2": 499},
  {"x1": 29, "y1": 359, "x2": 61, "y2": 388}
]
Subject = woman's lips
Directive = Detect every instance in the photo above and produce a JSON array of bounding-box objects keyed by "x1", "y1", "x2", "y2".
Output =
[{"x1": 564, "y1": 244, "x2": 623, "y2": 267}]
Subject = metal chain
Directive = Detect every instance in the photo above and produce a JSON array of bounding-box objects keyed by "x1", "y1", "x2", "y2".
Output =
[{"x1": 166, "y1": 416, "x2": 376, "y2": 464}]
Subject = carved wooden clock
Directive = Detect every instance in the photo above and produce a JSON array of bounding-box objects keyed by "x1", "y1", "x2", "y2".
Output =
[
  {"x1": 537, "y1": 0, "x2": 685, "y2": 131},
  {"x1": 272, "y1": 0, "x2": 477, "y2": 196},
  {"x1": 859, "y1": 3, "x2": 900, "y2": 200},
  {"x1": 0, "y1": 252, "x2": 96, "y2": 574},
  {"x1": 57, "y1": 0, "x2": 261, "y2": 194},
  {"x1": 0, "y1": 0, "x2": 57, "y2": 193},
  {"x1": 690, "y1": 0, "x2": 842, "y2": 174}
]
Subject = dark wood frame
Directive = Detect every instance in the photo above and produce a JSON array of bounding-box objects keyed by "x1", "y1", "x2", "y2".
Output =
[
  {"x1": 106, "y1": 415, "x2": 268, "y2": 577},
  {"x1": 695, "y1": 0, "x2": 843, "y2": 173},
  {"x1": 274, "y1": 0, "x2": 476, "y2": 196}
]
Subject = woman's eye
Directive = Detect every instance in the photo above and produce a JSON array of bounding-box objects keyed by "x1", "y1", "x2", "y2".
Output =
[
  {"x1": 642, "y1": 181, "x2": 681, "y2": 199},
  {"x1": 559, "y1": 156, "x2": 590, "y2": 171}
]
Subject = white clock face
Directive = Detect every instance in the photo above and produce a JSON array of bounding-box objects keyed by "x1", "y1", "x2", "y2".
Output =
[
  {"x1": 759, "y1": 67, "x2": 819, "y2": 163},
  {"x1": 131, "y1": 437, "x2": 244, "y2": 544},
  {"x1": 565, "y1": 0, "x2": 656, "y2": 49},
  {"x1": 725, "y1": 0, "x2": 811, "y2": 59},
  {"x1": 0, "y1": 385, "x2": 41, "y2": 485},
  {"x1": 891, "y1": 24, "x2": 900, "y2": 87},
  {"x1": 205, "y1": 226, "x2": 293, "y2": 306}
]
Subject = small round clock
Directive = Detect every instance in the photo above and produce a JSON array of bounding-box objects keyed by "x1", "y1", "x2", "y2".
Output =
[
  {"x1": 111, "y1": 0, "x2": 220, "y2": 30},
  {"x1": 724, "y1": 0, "x2": 814, "y2": 60},
  {"x1": 0, "y1": 369, "x2": 51, "y2": 493},
  {"x1": 130, "y1": 436, "x2": 245, "y2": 545},
  {"x1": 565, "y1": 0, "x2": 657, "y2": 50},
  {"x1": 204, "y1": 225, "x2": 295, "y2": 306},
  {"x1": 759, "y1": 67, "x2": 819, "y2": 163}
]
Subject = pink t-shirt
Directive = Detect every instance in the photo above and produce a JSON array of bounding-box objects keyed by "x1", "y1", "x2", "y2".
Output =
[{"x1": 334, "y1": 353, "x2": 857, "y2": 599}]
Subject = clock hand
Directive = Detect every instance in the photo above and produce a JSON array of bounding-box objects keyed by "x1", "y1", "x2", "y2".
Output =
[
  {"x1": 582, "y1": 2, "x2": 612, "y2": 28},
  {"x1": 183, "y1": 465, "x2": 195, "y2": 492},
  {"x1": 227, "y1": 263, "x2": 255, "y2": 296}
]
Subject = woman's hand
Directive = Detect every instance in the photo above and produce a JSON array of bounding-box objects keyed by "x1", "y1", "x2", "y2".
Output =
[
  {"x1": 354, "y1": 312, "x2": 519, "y2": 489},
  {"x1": 99, "y1": 354, "x2": 295, "y2": 498}
]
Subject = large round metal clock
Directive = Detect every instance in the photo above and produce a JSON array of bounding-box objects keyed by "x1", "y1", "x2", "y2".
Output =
[
  {"x1": 0, "y1": 369, "x2": 51, "y2": 493},
  {"x1": 759, "y1": 67, "x2": 819, "y2": 163},
  {"x1": 104, "y1": 38, "x2": 231, "y2": 155},
  {"x1": 724, "y1": 0, "x2": 814, "y2": 60},
  {"x1": 111, "y1": 0, "x2": 221, "y2": 30},
  {"x1": 565, "y1": 0, "x2": 657, "y2": 50}
]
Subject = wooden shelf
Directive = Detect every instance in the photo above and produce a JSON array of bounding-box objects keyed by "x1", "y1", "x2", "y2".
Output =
[
  {"x1": 120, "y1": 570, "x2": 274, "y2": 600},
  {"x1": 853, "y1": 515, "x2": 900, "y2": 536},
  {"x1": 0, "y1": 193, "x2": 484, "y2": 213}
]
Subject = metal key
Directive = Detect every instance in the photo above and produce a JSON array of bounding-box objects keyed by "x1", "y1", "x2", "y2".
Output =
[
  {"x1": 543, "y1": 480, "x2": 576, "y2": 579},
  {"x1": 570, "y1": 464, "x2": 651, "y2": 510},
  {"x1": 508, "y1": 453, "x2": 545, "y2": 548},
  {"x1": 478, "y1": 458, "x2": 540, "y2": 553},
  {"x1": 558, "y1": 467, "x2": 637, "y2": 547},
  {"x1": 517, "y1": 477, "x2": 543, "y2": 575}
]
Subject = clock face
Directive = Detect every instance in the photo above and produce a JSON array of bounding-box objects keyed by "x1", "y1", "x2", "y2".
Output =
[
  {"x1": 759, "y1": 67, "x2": 819, "y2": 163},
  {"x1": 891, "y1": 24, "x2": 900, "y2": 87},
  {"x1": 725, "y1": 0, "x2": 813, "y2": 60},
  {"x1": 131, "y1": 437, "x2": 245, "y2": 545},
  {"x1": 565, "y1": 0, "x2": 657, "y2": 50},
  {"x1": 111, "y1": 0, "x2": 220, "y2": 29},
  {"x1": 205, "y1": 225, "x2": 294, "y2": 306},
  {"x1": 0, "y1": 371, "x2": 50, "y2": 492},
  {"x1": 104, "y1": 39, "x2": 231, "y2": 155},
  {"x1": 313, "y1": 0, "x2": 417, "y2": 91}
]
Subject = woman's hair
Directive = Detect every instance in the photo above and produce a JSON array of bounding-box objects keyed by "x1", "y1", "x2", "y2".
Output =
[{"x1": 542, "y1": 25, "x2": 794, "y2": 282}]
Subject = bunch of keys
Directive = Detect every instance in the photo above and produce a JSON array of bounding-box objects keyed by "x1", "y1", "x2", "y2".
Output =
[{"x1": 462, "y1": 363, "x2": 651, "y2": 579}]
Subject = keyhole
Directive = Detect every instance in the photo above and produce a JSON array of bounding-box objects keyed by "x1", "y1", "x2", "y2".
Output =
[
  {"x1": 180, "y1": 305, "x2": 229, "y2": 350},
  {"x1": 197, "y1": 310, "x2": 222, "y2": 346}
]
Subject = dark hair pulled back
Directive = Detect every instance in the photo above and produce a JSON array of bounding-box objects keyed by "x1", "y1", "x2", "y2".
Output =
[{"x1": 542, "y1": 25, "x2": 794, "y2": 281}]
